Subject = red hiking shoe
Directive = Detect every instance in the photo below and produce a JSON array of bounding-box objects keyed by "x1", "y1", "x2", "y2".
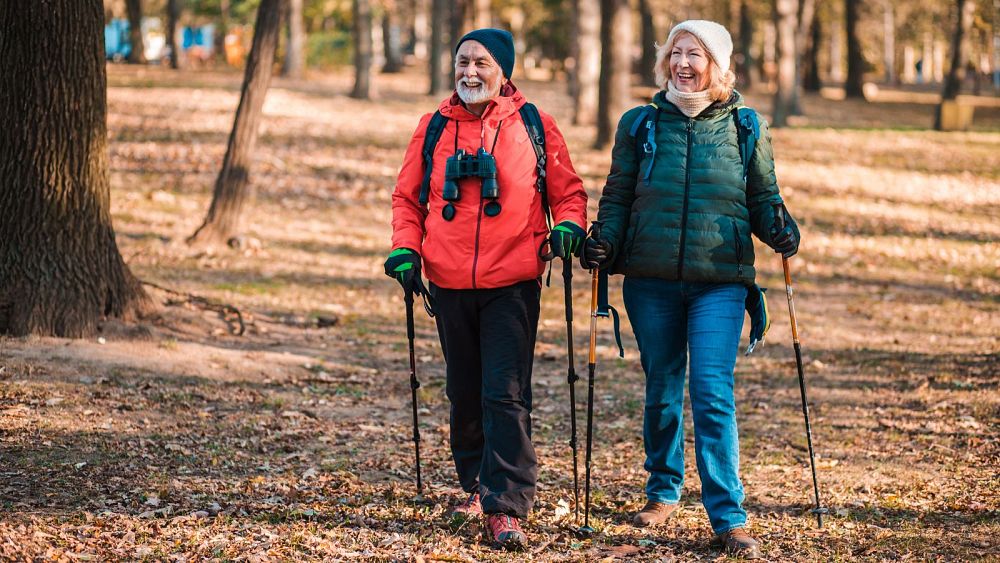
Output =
[
  {"x1": 485, "y1": 513, "x2": 527, "y2": 551},
  {"x1": 449, "y1": 492, "x2": 482, "y2": 524}
]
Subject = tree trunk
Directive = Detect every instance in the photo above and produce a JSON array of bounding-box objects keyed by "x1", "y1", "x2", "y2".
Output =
[
  {"x1": 772, "y1": 0, "x2": 797, "y2": 126},
  {"x1": 428, "y1": 0, "x2": 449, "y2": 95},
  {"x1": 412, "y1": 0, "x2": 428, "y2": 59},
  {"x1": 638, "y1": 0, "x2": 657, "y2": 86},
  {"x1": 844, "y1": 0, "x2": 865, "y2": 97},
  {"x1": 188, "y1": 0, "x2": 284, "y2": 245},
  {"x1": 736, "y1": 0, "x2": 756, "y2": 89},
  {"x1": 166, "y1": 0, "x2": 182, "y2": 69},
  {"x1": 283, "y1": 0, "x2": 305, "y2": 78},
  {"x1": 473, "y1": 0, "x2": 491, "y2": 28},
  {"x1": 942, "y1": 0, "x2": 975, "y2": 100},
  {"x1": 790, "y1": 0, "x2": 815, "y2": 115},
  {"x1": 125, "y1": 0, "x2": 146, "y2": 63},
  {"x1": 0, "y1": 0, "x2": 150, "y2": 337},
  {"x1": 382, "y1": 0, "x2": 404, "y2": 73},
  {"x1": 594, "y1": 0, "x2": 632, "y2": 149},
  {"x1": 449, "y1": 0, "x2": 467, "y2": 70},
  {"x1": 803, "y1": 7, "x2": 822, "y2": 92},
  {"x1": 883, "y1": 0, "x2": 895, "y2": 84},
  {"x1": 351, "y1": 0, "x2": 373, "y2": 98}
]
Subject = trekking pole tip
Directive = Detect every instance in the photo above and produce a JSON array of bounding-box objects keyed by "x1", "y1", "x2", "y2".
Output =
[{"x1": 575, "y1": 525, "x2": 596, "y2": 538}]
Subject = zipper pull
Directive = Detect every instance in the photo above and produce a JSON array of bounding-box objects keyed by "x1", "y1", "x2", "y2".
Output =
[{"x1": 687, "y1": 119, "x2": 694, "y2": 132}]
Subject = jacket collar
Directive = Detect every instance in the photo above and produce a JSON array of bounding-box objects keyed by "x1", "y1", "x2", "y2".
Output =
[
  {"x1": 652, "y1": 89, "x2": 744, "y2": 119},
  {"x1": 438, "y1": 81, "x2": 527, "y2": 122}
]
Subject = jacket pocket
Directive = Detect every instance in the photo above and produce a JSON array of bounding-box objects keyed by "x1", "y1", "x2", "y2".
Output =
[{"x1": 732, "y1": 218, "x2": 745, "y2": 280}]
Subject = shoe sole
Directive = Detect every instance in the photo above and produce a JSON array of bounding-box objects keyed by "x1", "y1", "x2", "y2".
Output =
[{"x1": 493, "y1": 534, "x2": 527, "y2": 551}]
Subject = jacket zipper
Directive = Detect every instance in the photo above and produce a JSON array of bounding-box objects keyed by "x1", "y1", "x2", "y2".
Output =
[
  {"x1": 470, "y1": 119, "x2": 489, "y2": 289},
  {"x1": 732, "y1": 219, "x2": 744, "y2": 279},
  {"x1": 677, "y1": 119, "x2": 694, "y2": 279}
]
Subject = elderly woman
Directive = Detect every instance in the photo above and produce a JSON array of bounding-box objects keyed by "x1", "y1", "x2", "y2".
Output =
[{"x1": 582, "y1": 20, "x2": 800, "y2": 558}]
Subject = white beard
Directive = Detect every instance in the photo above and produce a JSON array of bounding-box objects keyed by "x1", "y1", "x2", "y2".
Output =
[{"x1": 456, "y1": 79, "x2": 500, "y2": 105}]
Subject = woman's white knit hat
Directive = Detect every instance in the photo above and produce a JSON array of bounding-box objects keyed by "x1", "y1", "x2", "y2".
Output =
[{"x1": 666, "y1": 20, "x2": 734, "y2": 74}]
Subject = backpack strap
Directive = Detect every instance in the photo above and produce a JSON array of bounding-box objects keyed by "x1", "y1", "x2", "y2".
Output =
[
  {"x1": 418, "y1": 111, "x2": 449, "y2": 206},
  {"x1": 627, "y1": 104, "x2": 660, "y2": 187},
  {"x1": 733, "y1": 107, "x2": 760, "y2": 182},
  {"x1": 518, "y1": 102, "x2": 548, "y2": 220}
]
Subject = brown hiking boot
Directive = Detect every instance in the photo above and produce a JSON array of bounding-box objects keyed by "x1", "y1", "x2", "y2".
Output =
[
  {"x1": 716, "y1": 528, "x2": 762, "y2": 559},
  {"x1": 449, "y1": 492, "x2": 482, "y2": 524},
  {"x1": 632, "y1": 501, "x2": 680, "y2": 527},
  {"x1": 485, "y1": 513, "x2": 527, "y2": 551}
]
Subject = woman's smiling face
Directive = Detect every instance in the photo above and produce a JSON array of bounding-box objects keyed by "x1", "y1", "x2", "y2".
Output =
[{"x1": 669, "y1": 34, "x2": 710, "y2": 93}]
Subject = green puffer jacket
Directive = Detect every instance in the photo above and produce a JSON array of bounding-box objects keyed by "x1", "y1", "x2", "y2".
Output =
[{"x1": 596, "y1": 90, "x2": 797, "y2": 284}]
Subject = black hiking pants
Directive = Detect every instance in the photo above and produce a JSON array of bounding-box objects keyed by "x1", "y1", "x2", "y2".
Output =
[{"x1": 430, "y1": 279, "x2": 540, "y2": 518}]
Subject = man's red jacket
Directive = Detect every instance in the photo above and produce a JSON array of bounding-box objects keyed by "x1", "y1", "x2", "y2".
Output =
[{"x1": 391, "y1": 85, "x2": 587, "y2": 289}]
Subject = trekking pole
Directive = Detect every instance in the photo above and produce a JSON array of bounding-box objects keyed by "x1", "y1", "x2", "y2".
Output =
[
  {"x1": 773, "y1": 202, "x2": 827, "y2": 527},
  {"x1": 562, "y1": 256, "x2": 581, "y2": 524},
  {"x1": 404, "y1": 286, "x2": 423, "y2": 494},
  {"x1": 579, "y1": 221, "x2": 603, "y2": 537}
]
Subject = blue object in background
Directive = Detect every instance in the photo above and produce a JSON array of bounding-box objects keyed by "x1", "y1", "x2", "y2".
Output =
[{"x1": 104, "y1": 19, "x2": 131, "y2": 61}]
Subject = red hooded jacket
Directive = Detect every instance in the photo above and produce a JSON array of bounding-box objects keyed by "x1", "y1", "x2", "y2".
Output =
[{"x1": 391, "y1": 86, "x2": 587, "y2": 289}]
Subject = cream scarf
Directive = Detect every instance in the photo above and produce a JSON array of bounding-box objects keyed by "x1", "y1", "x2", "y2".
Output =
[{"x1": 665, "y1": 81, "x2": 714, "y2": 117}]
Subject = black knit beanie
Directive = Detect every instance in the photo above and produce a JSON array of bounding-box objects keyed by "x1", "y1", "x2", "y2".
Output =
[{"x1": 455, "y1": 28, "x2": 515, "y2": 79}]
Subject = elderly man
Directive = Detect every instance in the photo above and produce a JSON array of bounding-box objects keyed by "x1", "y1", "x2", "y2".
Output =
[{"x1": 384, "y1": 28, "x2": 587, "y2": 550}]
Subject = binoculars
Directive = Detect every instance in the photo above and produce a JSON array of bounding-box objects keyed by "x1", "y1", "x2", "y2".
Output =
[{"x1": 441, "y1": 147, "x2": 501, "y2": 218}]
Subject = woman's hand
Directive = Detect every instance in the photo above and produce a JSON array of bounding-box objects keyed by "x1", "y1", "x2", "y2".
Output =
[{"x1": 581, "y1": 237, "x2": 614, "y2": 269}]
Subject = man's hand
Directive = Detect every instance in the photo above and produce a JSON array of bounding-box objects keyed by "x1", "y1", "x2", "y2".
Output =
[
  {"x1": 383, "y1": 248, "x2": 421, "y2": 291},
  {"x1": 549, "y1": 221, "x2": 586, "y2": 260},
  {"x1": 581, "y1": 237, "x2": 613, "y2": 270}
]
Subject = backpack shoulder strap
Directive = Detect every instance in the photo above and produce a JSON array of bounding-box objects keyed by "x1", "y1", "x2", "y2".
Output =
[
  {"x1": 733, "y1": 106, "x2": 760, "y2": 182},
  {"x1": 418, "y1": 111, "x2": 449, "y2": 206},
  {"x1": 518, "y1": 102, "x2": 548, "y2": 215},
  {"x1": 627, "y1": 103, "x2": 660, "y2": 187}
]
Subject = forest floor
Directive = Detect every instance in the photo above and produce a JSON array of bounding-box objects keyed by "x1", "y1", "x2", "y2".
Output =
[{"x1": 1, "y1": 65, "x2": 998, "y2": 561}]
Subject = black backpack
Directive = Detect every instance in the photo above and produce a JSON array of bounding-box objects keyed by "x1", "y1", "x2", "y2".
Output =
[{"x1": 416, "y1": 103, "x2": 550, "y2": 220}]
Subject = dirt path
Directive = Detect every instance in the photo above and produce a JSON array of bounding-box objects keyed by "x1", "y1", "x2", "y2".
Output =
[{"x1": 1, "y1": 66, "x2": 997, "y2": 561}]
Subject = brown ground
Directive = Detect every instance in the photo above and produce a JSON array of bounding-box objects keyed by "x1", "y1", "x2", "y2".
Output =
[{"x1": 1, "y1": 66, "x2": 998, "y2": 561}]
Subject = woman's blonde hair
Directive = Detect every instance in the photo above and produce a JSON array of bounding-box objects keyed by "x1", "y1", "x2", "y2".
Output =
[{"x1": 653, "y1": 30, "x2": 736, "y2": 103}]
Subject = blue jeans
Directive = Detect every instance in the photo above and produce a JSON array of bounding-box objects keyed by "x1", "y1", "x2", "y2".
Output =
[{"x1": 622, "y1": 277, "x2": 748, "y2": 534}]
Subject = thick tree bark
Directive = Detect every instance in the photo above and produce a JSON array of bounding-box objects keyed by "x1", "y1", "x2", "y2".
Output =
[
  {"x1": 189, "y1": 0, "x2": 284, "y2": 245},
  {"x1": 772, "y1": 0, "x2": 797, "y2": 126},
  {"x1": 382, "y1": 0, "x2": 404, "y2": 73},
  {"x1": 283, "y1": 0, "x2": 305, "y2": 78},
  {"x1": 844, "y1": 0, "x2": 865, "y2": 98},
  {"x1": 428, "y1": 0, "x2": 449, "y2": 95},
  {"x1": 125, "y1": 0, "x2": 146, "y2": 64},
  {"x1": 803, "y1": 8, "x2": 822, "y2": 91},
  {"x1": 0, "y1": 0, "x2": 150, "y2": 337},
  {"x1": 638, "y1": 0, "x2": 657, "y2": 86},
  {"x1": 594, "y1": 0, "x2": 632, "y2": 149},
  {"x1": 166, "y1": 0, "x2": 182, "y2": 69},
  {"x1": 351, "y1": 0, "x2": 373, "y2": 98}
]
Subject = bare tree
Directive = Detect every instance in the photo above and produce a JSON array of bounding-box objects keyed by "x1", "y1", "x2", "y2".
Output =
[
  {"x1": 595, "y1": 0, "x2": 632, "y2": 149},
  {"x1": 0, "y1": 0, "x2": 150, "y2": 337},
  {"x1": 571, "y1": 0, "x2": 601, "y2": 126},
  {"x1": 352, "y1": 0, "x2": 374, "y2": 98},
  {"x1": 428, "y1": 0, "x2": 449, "y2": 95},
  {"x1": 803, "y1": 8, "x2": 822, "y2": 92},
  {"x1": 935, "y1": 0, "x2": 976, "y2": 129},
  {"x1": 736, "y1": 0, "x2": 757, "y2": 89},
  {"x1": 125, "y1": 0, "x2": 146, "y2": 63},
  {"x1": 772, "y1": 0, "x2": 798, "y2": 126},
  {"x1": 382, "y1": 0, "x2": 405, "y2": 73},
  {"x1": 283, "y1": 0, "x2": 305, "y2": 79},
  {"x1": 165, "y1": 0, "x2": 182, "y2": 69},
  {"x1": 638, "y1": 0, "x2": 658, "y2": 87},
  {"x1": 844, "y1": 0, "x2": 865, "y2": 97},
  {"x1": 189, "y1": 0, "x2": 285, "y2": 245}
]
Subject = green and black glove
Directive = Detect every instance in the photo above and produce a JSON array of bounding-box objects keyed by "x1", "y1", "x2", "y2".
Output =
[
  {"x1": 744, "y1": 284, "x2": 771, "y2": 356},
  {"x1": 383, "y1": 248, "x2": 421, "y2": 291},
  {"x1": 548, "y1": 221, "x2": 586, "y2": 260}
]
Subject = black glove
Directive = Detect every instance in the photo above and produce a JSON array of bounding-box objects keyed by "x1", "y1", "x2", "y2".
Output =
[
  {"x1": 770, "y1": 208, "x2": 799, "y2": 258},
  {"x1": 581, "y1": 237, "x2": 614, "y2": 270},
  {"x1": 549, "y1": 221, "x2": 587, "y2": 260},
  {"x1": 383, "y1": 248, "x2": 421, "y2": 291}
]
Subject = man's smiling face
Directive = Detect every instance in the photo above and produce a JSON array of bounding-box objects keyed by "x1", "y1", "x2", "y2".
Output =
[{"x1": 455, "y1": 40, "x2": 506, "y2": 106}]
